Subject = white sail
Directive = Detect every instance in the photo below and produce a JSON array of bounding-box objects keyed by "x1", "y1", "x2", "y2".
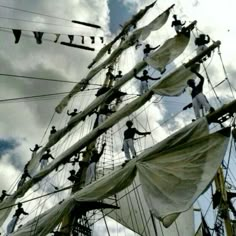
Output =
[
  {"x1": 10, "y1": 119, "x2": 230, "y2": 235},
  {"x1": 87, "y1": 1, "x2": 158, "y2": 68},
  {"x1": 55, "y1": 6, "x2": 172, "y2": 113}
]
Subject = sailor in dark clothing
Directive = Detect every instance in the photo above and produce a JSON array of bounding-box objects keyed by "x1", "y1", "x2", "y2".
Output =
[
  {"x1": 6, "y1": 203, "x2": 28, "y2": 234},
  {"x1": 40, "y1": 149, "x2": 54, "y2": 170},
  {"x1": 104, "y1": 66, "x2": 115, "y2": 87},
  {"x1": 17, "y1": 169, "x2": 31, "y2": 189},
  {"x1": 134, "y1": 69, "x2": 161, "y2": 95},
  {"x1": 187, "y1": 66, "x2": 214, "y2": 119},
  {"x1": 97, "y1": 104, "x2": 115, "y2": 125},
  {"x1": 85, "y1": 143, "x2": 106, "y2": 185},
  {"x1": 171, "y1": 14, "x2": 186, "y2": 34},
  {"x1": 195, "y1": 34, "x2": 211, "y2": 56},
  {"x1": 68, "y1": 170, "x2": 80, "y2": 183},
  {"x1": 123, "y1": 120, "x2": 151, "y2": 161},
  {"x1": 0, "y1": 190, "x2": 10, "y2": 202},
  {"x1": 30, "y1": 144, "x2": 42, "y2": 153},
  {"x1": 50, "y1": 126, "x2": 57, "y2": 135},
  {"x1": 67, "y1": 109, "x2": 78, "y2": 118},
  {"x1": 143, "y1": 44, "x2": 160, "y2": 57}
]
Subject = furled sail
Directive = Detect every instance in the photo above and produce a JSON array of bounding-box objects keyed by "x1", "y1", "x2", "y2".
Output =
[
  {"x1": 55, "y1": 5, "x2": 172, "y2": 113},
  {"x1": 10, "y1": 119, "x2": 230, "y2": 235},
  {"x1": 5, "y1": 59, "x2": 198, "y2": 227},
  {"x1": 0, "y1": 197, "x2": 16, "y2": 227},
  {"x1": 87, "y1": 1, "x2": 158, "y2": 69},
  {"x1": 24, "y1": 31, "x2": 191, "y2": 185},
  {"x1": 145, "y1": 32, "x2": 190, "y2": 71}
]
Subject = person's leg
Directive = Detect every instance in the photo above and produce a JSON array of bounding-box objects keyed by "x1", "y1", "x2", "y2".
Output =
[
  {"x1": 123, "y1": 140, "x2": 131, "y2": 160},
  {"x1": 128, "y1": 139, "x2": 136, "y2": 158},
  {"x1": 192, "y1": 97, "x2": 201, "y2": 118},
  {"x1": 197, "y1": 93, "x2": 211, "y2": 112}
]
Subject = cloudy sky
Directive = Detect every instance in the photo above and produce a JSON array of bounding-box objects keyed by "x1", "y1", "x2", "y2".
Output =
[{"x1": 0, "y1": 0, "x2": 235, "y2": 235}]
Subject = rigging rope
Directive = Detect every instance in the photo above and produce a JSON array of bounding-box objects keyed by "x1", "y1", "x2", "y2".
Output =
[{"x1": 0, "y1": 4, "x2": 101, "y2": 28}]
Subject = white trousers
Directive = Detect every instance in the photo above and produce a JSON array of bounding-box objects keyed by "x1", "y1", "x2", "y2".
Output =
[
  {"x1": 40, "y1": 159, "x2": 48, "y2": 170},
  {"x1": 7, "y1": 216, "x2": 18, "y2": 234},
  {"x1": 175, "y1": 25, "x2": 182, "y2": 33},
  {"x1": 98, "y1": 114, "x2": 106, "y2": 125},
  {"x1": 140, "y1": 81, "x2": 148, "y2": 95},
  {"x1": 85, "y1": 162, "x2": 96, "y2": 185},
  {"x1": 197, "y1": 45, "x2": 207, "y2": 55},
  {"x1": 123, "y1": 139, "x2": 136, "y2": 160},
  {"x1": 192, "y1": 93, "x2": 211, "y2": 118}
]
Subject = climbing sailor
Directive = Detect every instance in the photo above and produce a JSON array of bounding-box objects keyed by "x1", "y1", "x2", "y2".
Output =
[
  {"x1": 104, "y1": 66, "x2": 115, "y2": 87},
  {"x1": 67, "y1": 170, "x2": 79, "y2": 183},
  {"x1": 67, "y1": 109, "x2": 78, "y2": 118},
  {"x1": 143, "y1": 43, "x2": 160, "y2": 57},
  {"x1": 85, "y1": 143, "x2": 106, "y2": 185},
  {"x1": 17, "y1": 168, "x2": 31, "y2": 189},
  {"x1": 123, "y1": 120, "x2": 151, "y2": 163},
  {"x1": 171, "y1": 14, "x2": 186, "y2": 34},
  {"x1": 134, "y1": 69, "x2": 161, "y2": 95},
  {"x1": 39, "y1": 149, "x2": 54, "y2": 170},
  {"x1": 50, "y1": 126, "x2": 57, "y2": 135},
  {"x1": 6, "y1": 203, "x2": 29, "y2": 234},
  {"x1": 187, "y1": 65, "x2": 215, "y2": 119},
  {"x1": 30, "y1": 144, "x2": 42, "y2": 153},
  {"x1": 96, "y1": 104, "x2": 115, "y2": 125},
  {"x1": 0, "y1": 190, "x2": 10, "y2": 202},
  {"x1": 195, "y1": 34, "x2": 211, "y2": 57}
]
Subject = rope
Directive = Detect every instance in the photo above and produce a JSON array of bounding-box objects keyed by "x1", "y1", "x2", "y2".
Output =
[
  {"x1": 0, "y1": 4, "x2": 101, "y2": 28},
  {"x1": 202, "y1": 62, "x2": 222, "y2": 104},
  {"x1": 218, "y1": 47, "x2": 235, "y2": 99}
]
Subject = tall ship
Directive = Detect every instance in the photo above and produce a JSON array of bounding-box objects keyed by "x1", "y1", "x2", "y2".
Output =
[{"x1": 0, "y1": 1, "x2": 235, "y2": 235}]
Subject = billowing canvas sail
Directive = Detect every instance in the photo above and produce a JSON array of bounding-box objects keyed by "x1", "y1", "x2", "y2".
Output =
[
  {"x1": 55, "y1": 6, "x2": 172, "y2": 113},
  {"x1": 10, "y1": 119, "x2": 230, "y2": 235},
  {"x1": 145, "y1": 32, "x2": 190, "y2": 71}
]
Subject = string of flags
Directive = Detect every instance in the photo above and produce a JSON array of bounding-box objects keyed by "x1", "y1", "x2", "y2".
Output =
[{"x1": 11, "y1": 28, "x2": 104, "y2": 48}]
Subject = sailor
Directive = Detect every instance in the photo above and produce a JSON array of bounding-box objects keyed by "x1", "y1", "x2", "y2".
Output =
[
  {"x1": 134, "y1": 69, "x2": 161, "y2": 95},
  {"x1": 6, "y1": 203, "x2": 29, "y2": 234},
  {"x1": 85, "y1": 143, "x2": 106, "y2": 185},
  {"x1": 39, "y1": 149, "x2": 54, "y2": 170},
  {"x1": 123, "y1": 120, "x2": 151, "y2": 162},
  {"x1": 0, "y1": 190, "x2": 10, "y2": 202},
  {"x1": 187, "y1": 66, "x2": 215, "y2": 119},
  {"x1": 17, "y1": 168, "x2": 31, "y2": 189},
  {"x1": 194, "y1": 34, "x2": 211, "y2": 57},
  {"x1": 104, "y1": 66, "x2": 115, "y2": 87},
  {"x1": 97, "y1": 104, "x2": 115, "y2": 125},
  {"x1": 50, "y1": 126, "x2": 57, "y2": 135},
  {"x1": 171, "y1": 14, "x2": 186, "y2": 34},
  {"x1": 115, "y1": 71, "x2": 123, "y2": 81},
  {"x1": 67, "y1": 170, "x2": 79, "y2": 183},
  {"x1": 143, "y1": 44, "x2": 160, "y2": 57},
  {"x1": 67, "y1": 109, "x2": 78, "y2": 118},
  {"x1": 29, "y1": 144, "x2": 42, "y2": 153}
]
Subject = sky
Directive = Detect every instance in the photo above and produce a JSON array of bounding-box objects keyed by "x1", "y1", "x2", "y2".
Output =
[{"x1": 0, "y1": 0, "x2": 236, "y2": 235}]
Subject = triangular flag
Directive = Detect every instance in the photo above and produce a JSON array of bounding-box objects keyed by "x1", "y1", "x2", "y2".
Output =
[
  {"x1": 81, "y1": 36, "x2": 84, "y2": 44},
  {"x1": 12, "y1": 29, "x2": 21, "y2": 44},
  {"x1": 90, "y1": 36, "x2": 95, "y2": 44},
  {"x1": 54, "y1": 34, "x2": 60, "y2": 43},
  {"x1": 68, "y1": 35, "x2": 74, "y2": 44},
  {"x1": 33, "y1": 32, "x2": 44, "y2": 44}
]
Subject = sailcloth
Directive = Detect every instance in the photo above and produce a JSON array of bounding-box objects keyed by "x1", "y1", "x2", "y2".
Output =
[
  {"x1": 145, "y1": 32, "x2": 190, "y2": 71},
  {"x1": 10, "y1": 119, "x2": 230, "y2": 235},
  {"x1": 87, "y1": 1, "x2": 158, "y2": 69},
  {"x1": 0, "y1": 196, "x2": 16, "y2": 227},
  {"x1": 55, "y1": 5, "x2": 172, "y2": 113}
]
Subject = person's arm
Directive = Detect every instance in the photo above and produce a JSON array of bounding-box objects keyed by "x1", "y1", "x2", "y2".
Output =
[
  {"x1": 206, "y1": 35, "x2": 210, "y2": 43},
  {"x1": 151, "y1": 45, "x2": 160, "y2": 51},
  {"x1": 135, "y1": 128, "x2": 151, "y2": 136},
  {"x1": 148, "y1": 76, "x2": 161, "y2": 81},
  {"x1": 171, "y1": 21, "x2": 174, "y2": 27},
  {"x1": 67, "y1": 110, "x2": 71, "y2": 116},
  {"x1": 99, "y1": 143, "x2": 106, "y2": 156},
  {"x1": 30, "y1": 148, "x2": 33, "y2": 152},
  {"x1": 22, "y1": 209, "x2": 29, "y2": 215},
  {"x1": 181, "y1": 20, "x2": 186, "y2": 26},
  {"x1": 50, "y1": 154, "x2": 55, "y2": 160},
  {"x1": 133, "y1": 69, "x2": 140, "y2": 80},
  {"x1": 190, "y1": 68, "x2": 204, "y2": 85}
]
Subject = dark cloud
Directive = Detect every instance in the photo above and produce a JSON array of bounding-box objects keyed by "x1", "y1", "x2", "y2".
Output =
[{"x1": 0, "y1": 138, "x2": 19, "y2": 156}]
